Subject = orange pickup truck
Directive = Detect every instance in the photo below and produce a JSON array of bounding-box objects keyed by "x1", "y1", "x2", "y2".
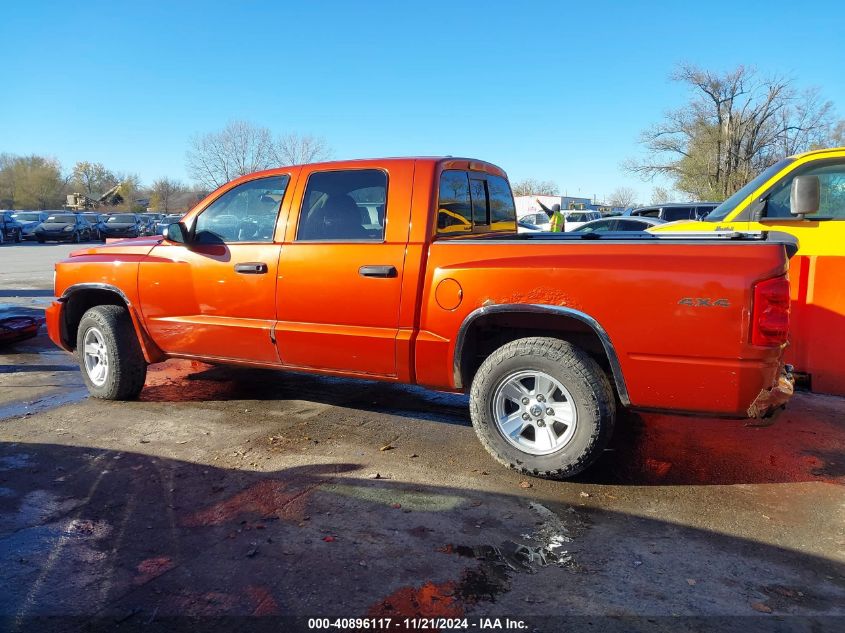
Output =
[{"x1": 47, "y1": 157, "x2": 795, "y2": 478}]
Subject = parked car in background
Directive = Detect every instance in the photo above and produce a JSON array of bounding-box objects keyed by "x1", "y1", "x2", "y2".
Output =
[
  {"x1": 103, "y1": 213, "x2": 143, "y2": 238},
  {"x1": 80, "y1": 213, "x2": 108, "y2": 241},
  {"x1": 563, "y1": 210, "x2": 602, "y2": 231},
  {"x1": 139, "y1": 213, "x2": 164, "y2": 236},
  {"x1": 518, "y1": 212, "x2": 551, "y2": 231},
  {"x1": 628, "y1": 202, "x2": 718, "y2": 222},
  {"x1": 155, "y1": 213, "x2": 184, "y2": 234},
  {"x1": 34, "y1": 213, "x2": 93, "y2": 243},
  {"x1": 10, "y1": 211, "x2": 49, "y2": 241},
  {"x1": 571, "y1": 217, "x2": 666, "y2": 233},
  {"x1": 517, "y1": 219, "x2": 544, "y2": 233},
  {"x1": 0, "y1": 211, "x2": 25, "y2": 243},
  {"x1": 102, "y1": 213, "x2": 143, "y2": 239}
]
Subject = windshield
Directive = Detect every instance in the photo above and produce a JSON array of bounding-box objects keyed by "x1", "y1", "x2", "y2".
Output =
[
  {"x1": 107, "y1": 214, "x2": 136, "y2": 223},
  {"x1": 46, "y1": 214, "x2": 76, "y2": 223},
  {"x1": 82, "y1": 214, "x2": 99, "y2": 221},
  {"x1": 12, "y1": 212, "x2": 42, "y2": 221},
  {"x1": 705, "y1": 158, "x2": 794, "y2": 222}
]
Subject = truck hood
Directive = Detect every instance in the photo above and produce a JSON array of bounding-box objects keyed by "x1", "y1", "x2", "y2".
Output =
[{"x1": 70, "y1": 236, "x2": 162, "y2": 257}]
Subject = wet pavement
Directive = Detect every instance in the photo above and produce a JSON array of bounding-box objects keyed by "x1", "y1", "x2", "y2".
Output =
[{"x1": 0, "y1": 245, "x2": 843, "y2": 630}]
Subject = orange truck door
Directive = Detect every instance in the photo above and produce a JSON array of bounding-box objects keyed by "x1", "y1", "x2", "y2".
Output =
[
  {"x1": 138, "y1": 173, "x2": 295, "y2": 364},
  {"x1": 274, "y1": 162, "x2": 414, "y2": 377}
]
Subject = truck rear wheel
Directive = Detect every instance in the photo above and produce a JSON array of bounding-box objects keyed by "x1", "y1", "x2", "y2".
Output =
[
  {"x1": 469, "y1": 337, "x2": 615, "y2": 479},
  {"x1": 76, "y1": 305, "x2": 147, "y2": 400}
]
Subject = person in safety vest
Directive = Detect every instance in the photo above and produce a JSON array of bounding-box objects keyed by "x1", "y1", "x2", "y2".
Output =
[{"x1": 537, "y1": 199, "x2": 566, "y2": 232}]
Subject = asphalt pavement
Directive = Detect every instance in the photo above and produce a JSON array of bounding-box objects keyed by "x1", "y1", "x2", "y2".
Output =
[{"x1": 0, "y1": 242, "x2": 843, "y2": 631}]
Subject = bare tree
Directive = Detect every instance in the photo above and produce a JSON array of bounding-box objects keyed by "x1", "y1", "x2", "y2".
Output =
[
  {"x1": 649, "y1": 186, "x2": 674, "y2": 205},
  {"x1": 151, "y1": 177, "x2": 186, "y2": 212},
  {"x1": 607, "y1": 186, "x2": 638, "y2": 208},
  {"x1": 186, "y1": 122, "x2": 333, "y2": 189},
  {"x1": 186, "y1": 121, "x2": 276, "y2": 189},
  {"x1": 272, "y1": 133, "x2": 332, "y2": 165},
  {"x1": 626, "y1": 65, "x2": 841, "y2": 200},
  {"x1": 511, "y1": 178, "x2": 558, "y2": 197}
]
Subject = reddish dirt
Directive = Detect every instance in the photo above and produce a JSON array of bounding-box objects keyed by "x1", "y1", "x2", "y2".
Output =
[
  {"x1": 133, "y1": 556, "x2": 175, "y2": 585},
  {"x1": 597, "y1": 402, "x2": 845, "y2": 485},
  {"x1": 367, "y1": 581, "x2": 463, "y2": 623},
  {"x1": 180, "y1": 480, "x2": 316, "y2": 527}
]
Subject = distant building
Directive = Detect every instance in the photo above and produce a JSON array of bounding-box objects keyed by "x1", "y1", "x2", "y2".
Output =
[{"x1": 515, "y1": 195, "x2": 626, "y2": 218}]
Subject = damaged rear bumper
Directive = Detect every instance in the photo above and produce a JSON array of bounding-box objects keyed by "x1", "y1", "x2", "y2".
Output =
[{"x1": 747, "y1": 364, "x2": 795, "y2": 419}]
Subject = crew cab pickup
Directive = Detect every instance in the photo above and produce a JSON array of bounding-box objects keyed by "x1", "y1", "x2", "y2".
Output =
[{"x1": 46, "y1": 157, "x2": 795, "y2": 478}]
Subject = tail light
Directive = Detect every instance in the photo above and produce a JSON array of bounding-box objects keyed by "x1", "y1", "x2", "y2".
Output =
[{"x1": 751, "y1": 275, "x2": 790, "y2": 346}]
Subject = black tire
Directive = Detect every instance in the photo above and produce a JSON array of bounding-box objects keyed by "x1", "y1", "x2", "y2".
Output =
[
  {"x1": 36, "y1": 236, "x2": 45, "y2": 244},
  {"x1": 76, "y1": 305, "x2": 147, "y2": 400},
  {"x1": 14, "y1": 230, "x2": 22, "y2": 243},
  {"x1": 469, "y1": 337, "x2": 616, "y2": 479}
]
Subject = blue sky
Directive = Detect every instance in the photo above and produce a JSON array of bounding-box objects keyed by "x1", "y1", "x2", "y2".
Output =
[{"x1": 1, "y1": 0, "x2": 843, "y2": 200}]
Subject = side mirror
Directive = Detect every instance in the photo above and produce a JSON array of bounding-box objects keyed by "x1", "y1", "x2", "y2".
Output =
[
  {"x1": 163, "y1": 222, "x2": 189, "y2": 244},
  {"x1": 790, "y1": 175, "x2": 820, "y2": 218}
]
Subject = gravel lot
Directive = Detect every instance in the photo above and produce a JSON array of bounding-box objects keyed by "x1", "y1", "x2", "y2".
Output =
[{"x1": 0, "y1": 243, "x2": 843, "y2": 631}]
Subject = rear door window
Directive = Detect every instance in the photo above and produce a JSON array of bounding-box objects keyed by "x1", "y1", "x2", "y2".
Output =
[{"x1": 296, "y1": 169, "x2": 387, "y2": 241}]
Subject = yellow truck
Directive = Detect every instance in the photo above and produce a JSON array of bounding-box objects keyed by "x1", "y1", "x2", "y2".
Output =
[{"x1": 652, "y1": 146, "x2": 845, "y2": 395}]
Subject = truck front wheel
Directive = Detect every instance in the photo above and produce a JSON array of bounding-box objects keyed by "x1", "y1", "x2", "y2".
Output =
[
  {"x1": 76, "y1": 305, "x2": 147, "y2": 400},
  {"x1": 469, "y1": 337, "x2": 615, "y2": 479}
]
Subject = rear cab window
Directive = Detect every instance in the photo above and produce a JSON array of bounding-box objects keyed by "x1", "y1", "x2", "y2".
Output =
[{"x1": 437, "y1": 170, "x2": 516, "y2": 235}]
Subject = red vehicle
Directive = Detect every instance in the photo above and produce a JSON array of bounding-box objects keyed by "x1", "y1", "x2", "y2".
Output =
[{"x1": 46, "y1": 157, "x2": 795, "y2": 478}]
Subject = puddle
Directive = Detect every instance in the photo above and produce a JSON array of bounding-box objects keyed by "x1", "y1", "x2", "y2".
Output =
[{"x1": 0, "y1": 387, "x2": 89, "y2": 421}]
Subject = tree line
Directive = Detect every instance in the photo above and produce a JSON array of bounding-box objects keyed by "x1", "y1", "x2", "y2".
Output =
[
  {"x1": 0, "y1": 122, "x2": 332, "y2": 213},
  {"x1": 0, "y1": 155, "x2": 205, "y2": 213}
]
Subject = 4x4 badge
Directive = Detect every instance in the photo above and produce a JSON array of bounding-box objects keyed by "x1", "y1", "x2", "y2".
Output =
[{"x1": 678, "y1": 298, "x2": 731, "y2": 307}]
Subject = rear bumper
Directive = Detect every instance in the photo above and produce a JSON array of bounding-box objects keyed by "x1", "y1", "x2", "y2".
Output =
[{"x1": 747, "y1": 364, "x2": 795, "y2": 418}]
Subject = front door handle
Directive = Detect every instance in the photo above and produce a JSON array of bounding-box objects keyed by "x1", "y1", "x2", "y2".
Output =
[
  {"x1": 358, "y1": 265, "x2": 397, "y2": 278},
  {"x1": 234, "y1": 262, "x2": 268, "y2": 274}
]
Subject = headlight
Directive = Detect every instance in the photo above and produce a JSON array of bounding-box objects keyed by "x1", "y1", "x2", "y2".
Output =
[{"x1": 63, "y1": 226, "x2": 74, "y2": 232}]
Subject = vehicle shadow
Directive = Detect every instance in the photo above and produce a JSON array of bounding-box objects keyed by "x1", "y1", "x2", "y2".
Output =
[
  {"x1": 141, "y1": 360, "x2": 472, "y2": 427},
  {"x1": 138, "y1": 360, "x2": 845, "y2": 488},
  {"x1": 0, "y1": 441, "x2": 842, "y2": 629}
]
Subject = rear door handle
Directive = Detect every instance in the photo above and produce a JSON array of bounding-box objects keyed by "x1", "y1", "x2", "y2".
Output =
[
  {"x1": 358, "y1": 265, "x2": 397, "y2": 278},
  {"x1": 234, "y1": 262, "x2": 268, "y2": 274}
]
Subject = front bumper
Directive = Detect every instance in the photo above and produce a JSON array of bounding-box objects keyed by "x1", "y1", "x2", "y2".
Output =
[
  {"x1": 45, "y1": 301, "x2": 69, "y2": 351},
  {"x1": 747, "y1": 364, "x2": 795, "y2": 418},
  {"x1": 37, "y1": 232, "x2": 75, "y2": 241}
]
